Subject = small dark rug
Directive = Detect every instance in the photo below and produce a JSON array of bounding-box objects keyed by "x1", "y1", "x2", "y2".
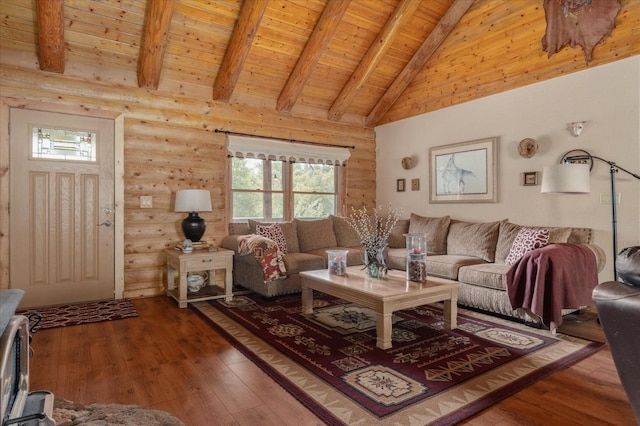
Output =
[
  {"x1": 192, "y1": 293, "x2": 604, "y2": 426},
  {"x1": 18, "y1": 299, "x2": 138, "y2": 329},
  {"x1": 53, "y1": 399, "x2": 184, "y2": 425}
]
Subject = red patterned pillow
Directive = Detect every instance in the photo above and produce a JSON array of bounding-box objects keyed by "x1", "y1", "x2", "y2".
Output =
[
  {"x1": 505, "y1": 227, "x2": 550, "y2": 265},
  {"x1": 256, "y1": 223, "x2": 288, "y2": 254}
]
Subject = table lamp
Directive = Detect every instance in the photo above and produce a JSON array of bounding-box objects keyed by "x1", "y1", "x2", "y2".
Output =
[{"x1": 174, "y1": 189, "x2": 212, "y2": 242}]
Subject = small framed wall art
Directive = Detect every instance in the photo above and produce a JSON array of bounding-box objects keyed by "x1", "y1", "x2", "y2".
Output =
[
  {"x1": 397, "y1": 178, "x2": 406, "y2": 192},
  {"x1": 523, "y1": 171, "x2": 538, "y2": 186}
]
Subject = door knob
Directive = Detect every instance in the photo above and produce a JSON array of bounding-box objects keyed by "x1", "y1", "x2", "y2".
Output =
[{"x1": 98, "y1": 220, "x2": 112, "y2": 227}]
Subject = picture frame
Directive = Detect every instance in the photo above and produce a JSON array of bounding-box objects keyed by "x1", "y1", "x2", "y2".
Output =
[
  {"x1": 429, "y1": 137, "x2": 498, "y2": 203},
  {"x1": 523, "y1": 171, "x2": 538, "y2": 186},
  {"x1": 397, "y1": 178, "x2": 405, "y2": 192},
  {"x1": 411, "y1": 178, "x2": 420, "y2": 191}
]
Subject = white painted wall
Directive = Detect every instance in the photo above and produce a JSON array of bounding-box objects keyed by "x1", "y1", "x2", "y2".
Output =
[{"x1": 376, "y1": 55, "x2": 640, "y2": 282}]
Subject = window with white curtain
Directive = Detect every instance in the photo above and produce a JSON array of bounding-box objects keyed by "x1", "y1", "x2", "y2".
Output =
[{"x1": 228, "y1": 135, "x2": 350, "y2": 222}]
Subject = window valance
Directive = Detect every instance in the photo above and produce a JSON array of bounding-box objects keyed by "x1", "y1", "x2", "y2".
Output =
[{"x1": 227, "y1": 135, "x2": 351, "y2": 165}]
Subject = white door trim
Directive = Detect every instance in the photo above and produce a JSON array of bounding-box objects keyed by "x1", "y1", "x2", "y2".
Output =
[{"x1": 0, "y1": 98, "x2": 124, "y2": 299}]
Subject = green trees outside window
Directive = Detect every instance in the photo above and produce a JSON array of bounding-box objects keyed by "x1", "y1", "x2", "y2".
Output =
[{"x1": 231, "y1": 157, "x2": 339, "y2": 221}]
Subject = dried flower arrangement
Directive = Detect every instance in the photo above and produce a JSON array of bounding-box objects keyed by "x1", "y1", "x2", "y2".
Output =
[{"x1": 345, "y1": 205, "x2": 402, "y2": 277}]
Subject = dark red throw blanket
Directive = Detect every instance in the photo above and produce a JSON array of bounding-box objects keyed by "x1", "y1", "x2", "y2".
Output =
[{"x1": 506, "y1": 243, "x2": 599, "y2": 331}]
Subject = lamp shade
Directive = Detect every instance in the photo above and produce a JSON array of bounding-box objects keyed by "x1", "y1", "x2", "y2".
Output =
[
  {"x1": 541, "y1": 164, "x2": 590, "y2": 194},
  {"x1": 174, "y1": 189, "x2": 212, "y2": 212}
]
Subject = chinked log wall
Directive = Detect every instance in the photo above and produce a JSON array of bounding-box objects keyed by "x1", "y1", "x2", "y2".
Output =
[{"x1": 0, "y1": 64, "x2": 376, "y2": 297}]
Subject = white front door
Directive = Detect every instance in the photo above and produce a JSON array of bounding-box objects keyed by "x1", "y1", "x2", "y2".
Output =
[{"x1": 9, "y1": 108, "x2": 115, "y2": 308}]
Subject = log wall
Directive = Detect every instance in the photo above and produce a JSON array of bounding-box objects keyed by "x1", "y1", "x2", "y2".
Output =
[{"x1": 0, "y1": 61, "x2": 376, "y2": 297}]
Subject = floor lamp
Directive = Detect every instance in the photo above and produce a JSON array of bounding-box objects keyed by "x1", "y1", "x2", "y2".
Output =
[{"x1": 541, "y1": 149, "x2": 640, "y2": 281}]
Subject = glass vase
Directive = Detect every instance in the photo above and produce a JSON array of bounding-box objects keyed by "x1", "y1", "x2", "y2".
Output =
[
  {"x1": 364, "y1": 246, "x2": 387, "y2": 279},
  {"x1": 327, "y1": 250, "x2": 348, "y2": 276},
  {"x1": 405, "y1": 234, "x2": 427, "y2": 282}
]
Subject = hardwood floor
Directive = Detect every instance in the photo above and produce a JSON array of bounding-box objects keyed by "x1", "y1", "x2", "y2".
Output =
[{"x1": 29, "y1": 296, "x2": 635, "y2": 425}]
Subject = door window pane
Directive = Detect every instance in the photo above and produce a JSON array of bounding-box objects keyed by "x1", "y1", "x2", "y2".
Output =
[{"x1": 31, "y1": 126, "x2": 97, "y2": 162}]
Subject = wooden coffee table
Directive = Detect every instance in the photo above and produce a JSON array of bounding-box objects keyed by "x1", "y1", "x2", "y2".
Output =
[{"x1": 300, "y1": 266, "x2": 459, "y2": 350}]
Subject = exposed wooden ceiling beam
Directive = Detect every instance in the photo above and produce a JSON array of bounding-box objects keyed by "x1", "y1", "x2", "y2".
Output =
[
  {"x1": 137, "y1": 0, "x2": 175, "y2": 89},
  {"x1": 35, "y1": 0, "x2": 65, "y2": 73},
  {"x1": 328, "y1": 0, "x2": 419, "y2": 122},
  {"x1": 365, "y1": 0, "x2": 475, "y2": 127},
  {"x1": 276, "y1": 0, "x2": 351, "y2": 112},
  {"x1": 212, "y1": 0, "x2": 268, "y2": 101}
]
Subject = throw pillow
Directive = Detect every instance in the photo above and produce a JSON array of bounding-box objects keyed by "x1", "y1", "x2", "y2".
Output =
[
  {"x1": 407, "y1": 213, "x2": 450, "y2": 254},
  {"x1": 256, "y1": 223, "x2": 288, "y2": 254},
  {"x1": 277, "y1": 221, "x2": 300, "y2": 253},
  {"x1": 247, "y1": 219, "x2": 263, "y2": 234},
  {"x1": 295, "y1": 217, "x2": 337, "y2": 252},
  {"x1": 495, "y1": 221, "x2": 521, "y2": 263},
  {"x1": 388, "y1": 219, "x2": 410, "y2": 248},
  {"x1": 249, "y1": 220, "x2": 300, "y2": 253},
  {"x1": 495, "y1": 222, "x2": 572, "y2": 263},
  {"x1": 505, "y1": 227, "x2": 550, "y2": 265},
  {"x1": 331, "y1": 215, "x2": 361, "y2": 247},
  {"x1": 447, "y1": 220, "x2": 503, "y2": 262}
]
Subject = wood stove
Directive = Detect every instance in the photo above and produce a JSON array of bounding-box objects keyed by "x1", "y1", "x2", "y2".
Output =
[{"x1": 0, "y1": 290, "x2": 54, "y2": 426}]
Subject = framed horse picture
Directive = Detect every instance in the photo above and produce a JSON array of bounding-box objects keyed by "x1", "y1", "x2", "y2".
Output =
[{"x1": 429, "y1": 137, "x2": 498, "y2": 203}]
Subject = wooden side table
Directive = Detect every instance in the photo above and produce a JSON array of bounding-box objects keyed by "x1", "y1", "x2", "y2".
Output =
[{"x1": 166, "y1": 248, "x2": 234, "y2": 308}]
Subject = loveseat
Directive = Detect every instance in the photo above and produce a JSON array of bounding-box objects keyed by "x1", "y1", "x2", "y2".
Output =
[{"x1": 221, "y1": 214, "x2": 605, "y2": 328}]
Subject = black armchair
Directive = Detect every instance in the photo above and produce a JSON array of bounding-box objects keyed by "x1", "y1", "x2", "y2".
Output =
[{"x1": 592, "y1": 280, "x2": 640, "y2": 422}]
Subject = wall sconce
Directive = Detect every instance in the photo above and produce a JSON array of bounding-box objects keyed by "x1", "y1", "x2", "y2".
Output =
[{"x1": 567, "y1": 121, "x2": 587, "y2": 137}]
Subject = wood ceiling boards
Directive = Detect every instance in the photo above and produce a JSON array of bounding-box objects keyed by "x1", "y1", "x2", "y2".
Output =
[{"x1": 3, "y1": 0, "x2": 639, "y2": 127}]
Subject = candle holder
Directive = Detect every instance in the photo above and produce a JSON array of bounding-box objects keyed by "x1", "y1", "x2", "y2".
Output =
[
  {"x1": 405, "y1": 234, "x2": 427, "y2": 282},
  {"x1": 327, "y1": 250, "x2": 348, "y2": 276}
]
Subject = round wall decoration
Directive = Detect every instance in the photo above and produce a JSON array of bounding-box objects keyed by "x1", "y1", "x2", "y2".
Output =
[
  {"x1": 518, "y1": 138, "x2": 538, "y2": 158},
  {"x1": 401, "y1": 156, "x2": 414, "y2": 170}
]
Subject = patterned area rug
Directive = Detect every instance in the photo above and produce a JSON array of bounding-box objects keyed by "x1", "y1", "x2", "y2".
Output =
[
  {"x1": 18, "y1": 299, "x2": 138, "y2": 329},
  {"x1": 192, "y1": 294, "x2": 604, "y2": 426}
]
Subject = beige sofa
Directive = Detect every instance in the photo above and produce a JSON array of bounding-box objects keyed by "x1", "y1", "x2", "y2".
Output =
[
  {"x1": 386, "y1": 214, "x2": 605, "y2": 325},
  {"x1": 222, "y1": 213, "x2": 605, "y2": 326}
]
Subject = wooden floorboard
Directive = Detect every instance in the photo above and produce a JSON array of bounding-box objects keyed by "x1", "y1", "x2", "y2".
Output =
[{"x1": 28, "y1": 296, "x2": 635, "y2": 425}]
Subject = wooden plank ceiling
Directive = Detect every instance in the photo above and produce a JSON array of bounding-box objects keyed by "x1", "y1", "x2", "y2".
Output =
[{"x1": 2, "y1": 0, "x2": 639, "y2": 128}]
